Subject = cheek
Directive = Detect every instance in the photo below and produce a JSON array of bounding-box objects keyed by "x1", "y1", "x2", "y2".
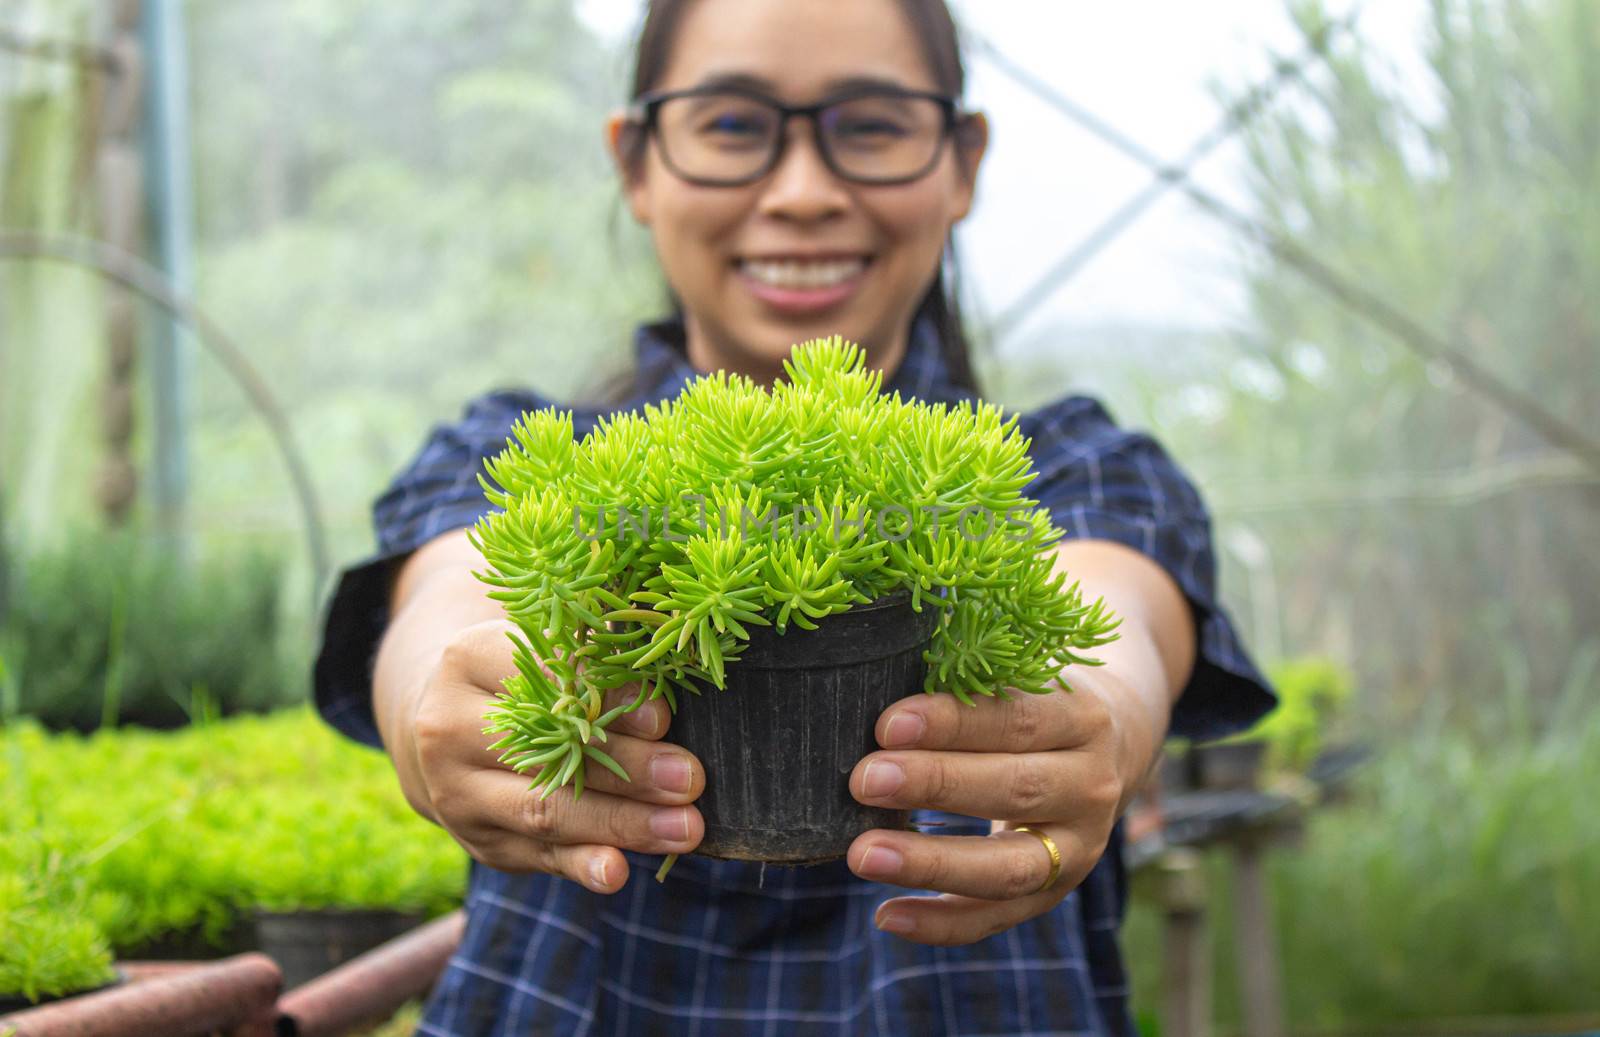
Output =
[
  {"x1": 871, "y1": 188, "x2": 953, "y2": 265},
  {"x1": 660, "y1": 203, "x2": 749, "y2": 290},
  {"x1": 652, "y1": 182, "x2": 742, "y2": 249}
]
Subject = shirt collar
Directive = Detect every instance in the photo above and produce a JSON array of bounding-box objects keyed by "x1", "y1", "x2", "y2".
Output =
[{"x1": 630, "y1": 312, "x2": 973, "y2": 408}]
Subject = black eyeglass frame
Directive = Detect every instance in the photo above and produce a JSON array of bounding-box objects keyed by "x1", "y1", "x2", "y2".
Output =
[{"x1": 625, "y1": 83, "x2": 970, "y2": 187}]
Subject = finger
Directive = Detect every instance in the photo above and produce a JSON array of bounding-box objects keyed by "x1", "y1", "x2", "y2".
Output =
[
  {"x1": 437, "y1": 621, "x2": 672, "y2": 739},
  {"x1": 847, "y1": 826, "x2": 1093, "y2": 901},
  {"x1": 573, "y1": 730, "x2": 704, "y2": 805},
  {"x1": 432, "y1": 675, "x2": 694, "y2": 806},
  {"x1": 871, "y1": 886, "x2": 1071, "y2": 947},
  {"x1": 875, "y1": 685, "x2": 1109, "y2": 754},
  {"x1": 850, "y1": 748, "x2": 1121, "y2": 824},
  {"x1": 599, "y1": 680, "x2": 673, "y2": 741},
  {"x1": 439, "y1": 618, "x2": 522, "y2": 694},
  {"x1": 451, "y1": 831, "x2": 632, "y2": 896},
  {"x1": 448, "y1": 764, "x2": 703, "y2": 858},
  {"x1": 419, "y1": 669, "x2": 696, "y2": 801}
]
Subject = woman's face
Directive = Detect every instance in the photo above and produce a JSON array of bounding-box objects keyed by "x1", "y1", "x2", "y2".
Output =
[{"x1": 607, "y1": 0, "x2": 988, "y2": 385}]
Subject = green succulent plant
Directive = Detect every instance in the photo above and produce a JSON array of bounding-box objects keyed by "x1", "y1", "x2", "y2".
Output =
[
  {"x1": 1221, "y1": 656, "x2": 1354, "y2": 773},
  {"x1": 0, "y1": 834, "x2": 117, "y2": 1005},
  {"x1": 471, "y1": 336, "x2": 1121, "y2": 801},
  {"x1": 1, "y1": 709, "x2": 465, "y2": 971}
]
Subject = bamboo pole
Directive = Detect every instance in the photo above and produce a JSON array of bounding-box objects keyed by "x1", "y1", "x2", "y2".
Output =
[
  {"x1": 1230, "y1": 835, "x2": 1286, "y2": 1037},
  {"x1": 1156, "y1": 847, "x2": 1211, "y2": 1037},
  {"x1": 94, "y1": 1, "x2": 144, "y2": 524}
]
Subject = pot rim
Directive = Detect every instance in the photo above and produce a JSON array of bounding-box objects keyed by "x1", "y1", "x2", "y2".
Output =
[{"x1": 728, "y1": 586, "x2": 945, "y2": 670}]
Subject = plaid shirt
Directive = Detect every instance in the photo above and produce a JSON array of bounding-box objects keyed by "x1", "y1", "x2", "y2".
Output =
[{"x1": 314, "y1": 315, "x2": 1275, "y2": 1036}]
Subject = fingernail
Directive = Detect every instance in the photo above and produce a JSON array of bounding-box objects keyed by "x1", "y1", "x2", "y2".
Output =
[
  {"x1": 650, "y1": 754, "x2": 692, "y2": 793},
  {"x1": 877, "y1": 911, "x2": 915, "y2": 935},
  {"x1": 858, "y1": 845, "x2": 903, "y2": 878},
  {"x1": 650, "y1": 807, "x2": 690, "y2": 842},
  {"x1": 628, "y1": 706, "x2": 663, "y2": 737},
  {"x1": 862, "y1": 760, "x2": 904, "y2": 798},
  {"x1": 589, "y1": 856, "x2": 610, "y2": 890},
  {"x1": 882, "y1": 711, "x2": 924, "y2": 747}
]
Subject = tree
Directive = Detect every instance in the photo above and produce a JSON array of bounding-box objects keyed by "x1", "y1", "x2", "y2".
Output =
[{"x1": 1165, "y1": 0, "x2": 1599, "y2": 728}]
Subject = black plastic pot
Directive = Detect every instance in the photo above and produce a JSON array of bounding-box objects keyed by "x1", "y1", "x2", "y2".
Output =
[
  {"x1": 1156, "y1": 747, "x2": 1193, "y2": 794},
  {"x1": 1189, "y1": 739, "x2": 1268, "y2": 791},
  {"x1": 0, "y1": 968, "x2": 124, "y2": 1015},
  {"x1": 667, "y1": 590, "x2": 943, "y2": 865},
  {"x1": 253, "y1": 908, "x2": 426, "y2": 990},
  {"x1": 119, "y1": 918, "x2": 256, "y2": 961}
]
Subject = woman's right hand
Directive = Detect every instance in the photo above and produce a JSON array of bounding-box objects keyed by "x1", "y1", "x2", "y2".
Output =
[{"x1": 397, "y1": 617, "x2": 706, "y2": 893}]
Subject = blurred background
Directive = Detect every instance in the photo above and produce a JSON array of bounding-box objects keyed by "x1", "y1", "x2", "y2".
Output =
[{"x1": 1, "y1": 0, "x2": 1595, "y2": 1033}]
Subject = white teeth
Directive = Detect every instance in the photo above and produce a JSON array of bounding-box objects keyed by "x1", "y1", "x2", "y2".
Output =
[{"x1": 741, "y1": 258, "x2": 866, "y2": 289}]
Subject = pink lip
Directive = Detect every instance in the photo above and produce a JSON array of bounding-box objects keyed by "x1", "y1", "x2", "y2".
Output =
[{"x1": 736, "y1": 259, "x2": 868, "y2": 315}]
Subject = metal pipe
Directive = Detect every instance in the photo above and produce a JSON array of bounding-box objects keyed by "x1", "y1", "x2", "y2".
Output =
[
  {"x1": 0, "y1": 231, "x2": 333, "y2": 599},
  {"x1": 273, "y1": 910, "x2": 464, "y2": 1037},
  {"x1": 111, "y1": 961, "x2": 203, "y2": 983},
  {"x1": 140, "y1": 0, "x2": 196, "y2": 553},
  {"x1": 0, "y1": 952, "x2": 282, "y2": 1037}
]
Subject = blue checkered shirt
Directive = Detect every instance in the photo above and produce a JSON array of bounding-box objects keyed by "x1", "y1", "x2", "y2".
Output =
[{"x1": 314, "y1": 314, "x2": 1275, "y2": 1036}]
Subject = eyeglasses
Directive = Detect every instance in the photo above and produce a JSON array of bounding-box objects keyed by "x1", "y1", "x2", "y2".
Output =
[{"x1": 626, "y1": 84, "x2": 966, "y2": 187}]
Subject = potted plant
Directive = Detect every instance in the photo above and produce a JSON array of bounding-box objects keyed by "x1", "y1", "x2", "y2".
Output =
[
  {"x1": 471, "y1": 337, "x2": 1121, "y2": 866},
  {"x1": 1186, "y1": 737, "x2": 1269, "y2": 792},
  {"x1": 197, "y1": 715, "x2": 462, "y2": 988},
  {"x1": 1252, "y1": 656, "x2": 1353, "y2": 775},
  {"x1": 2, "y1": 711, "x2": 465, "y2": 986},
  {"x1": 242, "y1": 777, "x2": 457, "y2": 988},
  {"x1": 1186, "y1": 656, "x2": 1355, "y2": 792}
]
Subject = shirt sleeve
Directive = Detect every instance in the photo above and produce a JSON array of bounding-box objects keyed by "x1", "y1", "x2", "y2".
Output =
[
  {"x1": 312, "y1": 390, "x2": 549, "y2": 748},
  {"x1": 1016, "y1": 394, "x2": 1276, "y2": 742}
]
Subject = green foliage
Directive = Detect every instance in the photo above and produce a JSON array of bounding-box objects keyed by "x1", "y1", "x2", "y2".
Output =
[
  {"x1": 1221, "y1": 656, "x2": 1352, "y2": 772},
  {"x1": 0, "y1": 834, "x2": 118, "y2": 1005},
  {"x1": 2, "y1": 0, "x2": 651, "y2": 583},
  {"x1": 1166, "y1": 0, "x2": 1600, "y2": 732},
  {"x1": 0, "y1": 531, "x2": 299, "y2": 730},
  {"x1": 0, "y1": 709, "x2": 466, "y2": 967},
  {"x1": 1118, "y1": 0, "x2": 1600, "y2": 1022},
  {"x1": 174, "y1": 0, "x2": 657, "y2": 570},
  {"x1": 366, "y1": 1000, "x2": 425, "y2": 1037},
  {"x1": 473, "y1": 337, "x2": 1120, "y2": 799},
  {"x1": 1, "y1": 0, "x2": 102, "y2": 545},
  {"x1": 1129, "y1": 684, "x2": 1600, "y2": 1025}
]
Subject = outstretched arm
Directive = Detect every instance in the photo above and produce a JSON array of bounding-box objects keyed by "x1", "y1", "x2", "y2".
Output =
[{"x1": 844, "y1": 538, "x2": 1196, "y2": 946}]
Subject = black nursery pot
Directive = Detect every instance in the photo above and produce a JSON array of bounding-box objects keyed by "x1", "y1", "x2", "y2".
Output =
[
  {"x1": 120, "y1": 918, "x2": 255, "y2": 961},
  {"x1": 667, "y1": 590, "x2": 943, "y2": 865},
  {"x1": 253, "y1": 908, "x2": 426, "y2": 990},
  {"x1": 1189, "y1": 739, "x2": 1268, "y2": 792}
]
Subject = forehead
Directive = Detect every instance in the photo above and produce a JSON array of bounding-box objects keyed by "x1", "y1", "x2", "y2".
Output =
[{"x1": 659, "y1": 0, "x2": 939, "y2": 98}]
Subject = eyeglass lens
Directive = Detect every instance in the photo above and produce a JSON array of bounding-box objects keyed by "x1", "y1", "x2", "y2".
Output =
[{"x1": 654, "y1": 91, "x2": 947, "y2": 184}]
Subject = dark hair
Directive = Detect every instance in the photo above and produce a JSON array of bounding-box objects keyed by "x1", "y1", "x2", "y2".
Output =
[{"x1": 613, "y1": 0, "x2": 983, "y2": 396}]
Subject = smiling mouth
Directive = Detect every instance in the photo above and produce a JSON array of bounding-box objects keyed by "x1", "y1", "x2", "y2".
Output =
[{"x1": 734, "y1": 256, "x2": 872, "y2": 289}]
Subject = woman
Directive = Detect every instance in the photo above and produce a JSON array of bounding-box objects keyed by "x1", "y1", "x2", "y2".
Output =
[{"x1": 314, "y1": 0, "x2": 1276, "y2": 1033}]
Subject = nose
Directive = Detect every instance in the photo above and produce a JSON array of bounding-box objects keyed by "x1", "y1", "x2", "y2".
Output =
[{"x1": 756, "y1": 117, "x2": 850, "y2": 222}]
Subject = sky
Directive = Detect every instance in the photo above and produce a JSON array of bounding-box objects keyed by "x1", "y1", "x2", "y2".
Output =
[{"x1": 574, "y1": 0, "x2": 1434, "y2": 343}]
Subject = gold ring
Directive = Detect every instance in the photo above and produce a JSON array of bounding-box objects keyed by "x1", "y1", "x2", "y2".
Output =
[{"x1": 1013, "y1": 826, "x2": 1063, "y2": 895}]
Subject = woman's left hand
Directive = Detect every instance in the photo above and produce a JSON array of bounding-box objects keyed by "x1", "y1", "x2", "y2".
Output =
[{"x1": 847, "y1": 666, "x2": 1159, "y2": 946}]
